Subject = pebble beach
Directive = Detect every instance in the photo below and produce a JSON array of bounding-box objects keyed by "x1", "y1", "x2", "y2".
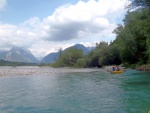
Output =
[{"x1": 0, "y1": 66, "x2": 101, "y2": 76}]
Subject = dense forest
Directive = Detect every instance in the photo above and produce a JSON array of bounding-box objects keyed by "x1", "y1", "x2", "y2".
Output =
[{"x1": 49, "y1": 0, "x2": 150, "y2": 69}]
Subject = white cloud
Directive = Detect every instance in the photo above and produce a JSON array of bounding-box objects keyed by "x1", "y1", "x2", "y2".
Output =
[
  {"x1": 0, "y1": 0, "x2": 128, "y2": 57},
  {"x1": 22, "y1": 17, "x2": 41, "y2": 28},
  {"x1": 29, "y1": 41, "x2": 75, "y2": 58},
  {"x1": 0, "y1": 23, "x2": 39, "y2": 49},
  {"x1": 41, "y1": 0, "x2": 127, "y2": 41}
]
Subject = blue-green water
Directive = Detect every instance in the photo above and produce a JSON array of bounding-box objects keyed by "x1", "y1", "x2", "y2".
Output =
[{"x1": 0, "y1": 69, "x2": 150, "y2": 113}]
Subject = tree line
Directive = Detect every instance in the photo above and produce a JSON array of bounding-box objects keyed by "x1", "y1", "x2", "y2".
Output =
[
  {"x1": 49, "y1": 42, "x2": 121, "y2": 68},
  {"x1": 0, "y1": 60, "x2": 38, "y2": 66}
]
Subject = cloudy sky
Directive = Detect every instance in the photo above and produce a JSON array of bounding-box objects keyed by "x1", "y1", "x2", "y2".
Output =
[{"x1": 0, "y1": 0, "x2": 129, "y2": 59}]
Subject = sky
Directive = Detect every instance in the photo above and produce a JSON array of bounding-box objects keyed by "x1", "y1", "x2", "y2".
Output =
[{"x1": 0, "y1": 0, "x2": 129, "y2": 59}]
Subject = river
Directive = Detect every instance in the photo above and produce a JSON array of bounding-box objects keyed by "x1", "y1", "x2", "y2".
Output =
[{"x1": 0, "y1": 67, "x2": 149, "y2": 113}]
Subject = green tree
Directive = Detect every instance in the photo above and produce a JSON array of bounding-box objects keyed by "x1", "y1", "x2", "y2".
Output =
[
  {"x1": 113, "y1": 8, "x2": 150, "y2": 66},
  {"x1": 77, "y1": 58, "x2": 86, "y2": 68},
  {"x1": 86, "y1": 41, "x2": 121, "y2": 67},
  {"x1": 52, "y1": 48, "x2": 83, "y2": 67},
  {"x1": 86, "y1": 41, "x2": 108, "y2": 67}
]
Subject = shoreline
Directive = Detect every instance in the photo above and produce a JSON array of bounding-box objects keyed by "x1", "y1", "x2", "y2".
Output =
[
  {"x1": 0, "y1": 66, "x2": 101, "y2": 76},
  {"x1": 135, "y1": 64, "x2": 150, "y2": 71},
  {"x1": 103, "y1": 65, "x2": 125, "y2": 70}
]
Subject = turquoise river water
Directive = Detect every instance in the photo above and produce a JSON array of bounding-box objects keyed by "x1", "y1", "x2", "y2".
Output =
[{"x1": 0, "y1": 68, "x2": 150, "y2": 113}]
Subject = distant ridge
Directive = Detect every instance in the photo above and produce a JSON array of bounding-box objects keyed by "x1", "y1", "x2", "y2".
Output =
[{"x1": 40, "y1": 52, "x2": 59, "y2": 64}]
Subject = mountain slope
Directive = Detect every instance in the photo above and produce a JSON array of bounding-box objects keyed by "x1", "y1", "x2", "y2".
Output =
[
  {"x1": 65, "y1": 44, "x2": 89, "y2": 54},
  {"x1": 40, "y1": 52, "x2": 59, "y2": 64},
  {"x1": 0, "y1": 51, "x2": 7, "y2": 59},
  {"x1": 3, "y1": 47, "x2": 39, "y2": 63},
  {"x1": 41, "y1": 44, "x2": 94, "y2": 64}
]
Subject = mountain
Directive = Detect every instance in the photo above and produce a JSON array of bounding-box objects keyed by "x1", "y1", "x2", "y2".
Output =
[
  {"x1": 87, "y1": 46, "x2": 95, "y2": 51},
  {"x1": 0, "y1": 50, "x2": 7, "y2": 59},
  {"x1": 2, "y1": 47, "x2": 39, "y2": 63},
  {"x1": 41, "y1": 44, "x2": 94, "y2": 64},
  {"x1": 40, "y1": 52, "x2": 59, "y2": 64},
  {"x1": 65, "y1": 44, "x2": 89, "y2": 54}
]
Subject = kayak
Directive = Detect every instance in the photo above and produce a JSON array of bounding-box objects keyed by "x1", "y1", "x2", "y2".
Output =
[{"x1": 110, "y1": 70, "x2": 122, "y2": 74}]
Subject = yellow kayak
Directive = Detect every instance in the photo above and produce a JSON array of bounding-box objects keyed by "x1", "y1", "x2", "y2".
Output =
[{"x1": 110, "y1": 70, "x2": 122, "y2": 74}]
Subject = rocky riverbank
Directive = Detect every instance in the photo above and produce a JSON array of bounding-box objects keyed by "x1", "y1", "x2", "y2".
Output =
[
  {"x1": 0, "y1": 66, "x2": 101, "y2": 76},
  {"x1": 136, "y1": 64, "x2": 150, "y2": 71}
]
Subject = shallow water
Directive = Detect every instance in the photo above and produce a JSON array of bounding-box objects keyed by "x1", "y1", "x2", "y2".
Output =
[{"x1": 0, "y1": 68, "x2": 149, "y2": 113}]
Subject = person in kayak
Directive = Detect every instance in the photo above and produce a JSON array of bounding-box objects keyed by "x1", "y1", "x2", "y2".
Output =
[
  {"x1": 116, "y1": 66, "x2": 120, "y2": 71},
  {"x1": 112, "y1": 67, "x2": 115, "y2": 71}
]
